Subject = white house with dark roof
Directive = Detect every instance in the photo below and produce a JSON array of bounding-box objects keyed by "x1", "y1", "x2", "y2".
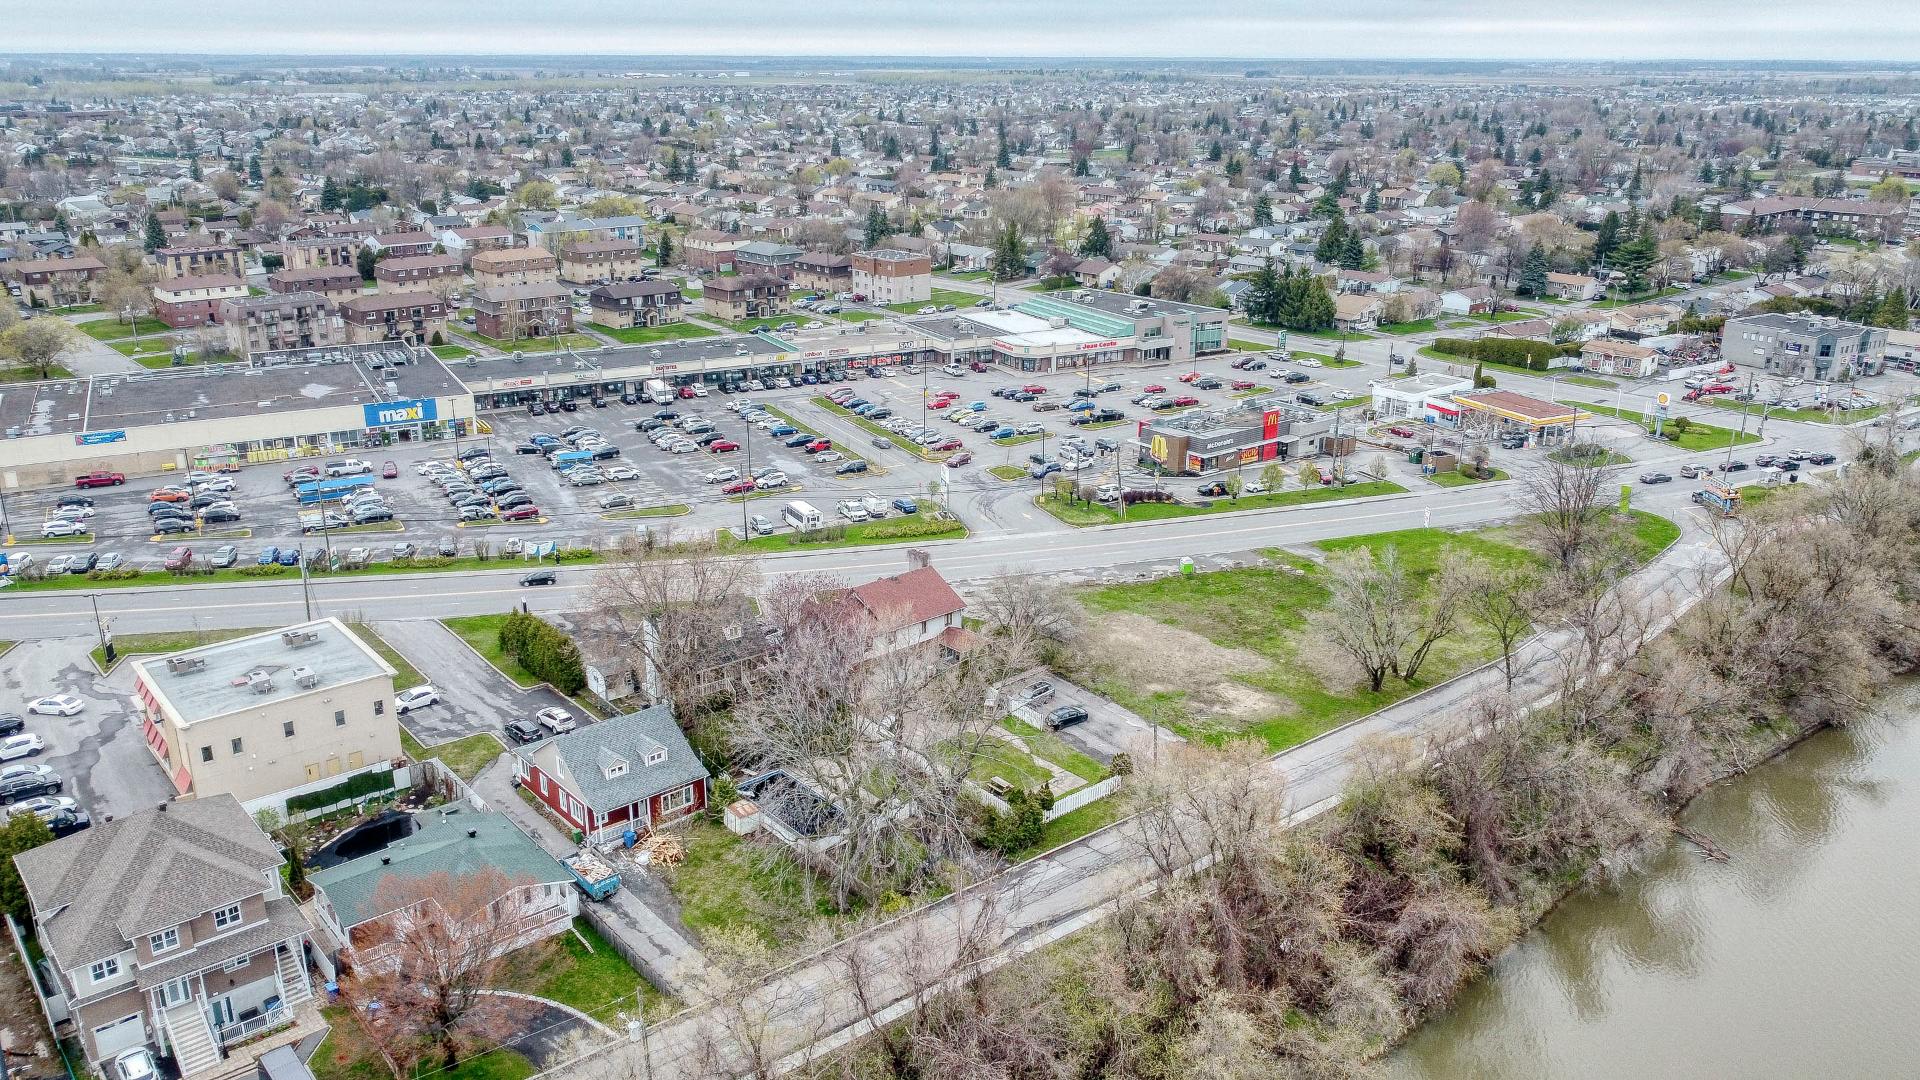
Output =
[
  {"x1": 513, "y1": 704, "x2": 709, "y2": 843},
  {"x1": 12, "y1": 796, "x2": 317, "y2": 1078}
]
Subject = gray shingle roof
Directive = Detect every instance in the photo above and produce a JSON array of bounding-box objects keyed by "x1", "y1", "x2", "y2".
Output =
[
  {"x1": 521, "y1": 704, "x2": 707, "y2": 814},
  {"x1": 13, "y1": 795, "x2": 282, "y2": 970},
  {"x1": 307, "y1": 809, "x2": 569, "y2": 929}
]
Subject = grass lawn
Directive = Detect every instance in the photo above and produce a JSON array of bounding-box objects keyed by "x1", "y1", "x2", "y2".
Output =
[
  {"x1": 729, "y1": 502, "x2": 965, "y2": 551},
  {"x1": 1076, "y1": 418, "x2": 1130, "y2": 431},
  {"x1": 989, "y1": 432, "x2": 1047, "y2": 448},
  {"x1": 1592, "y1": 286, "x2": 1685, "y2": 309},
  {"x1": 586, "y1": 321, "x2": 718, "y2": 345},
  {"x1": 0, "y1": 365, "x2": 74, "y2": 382},
  {"x1": 1549, "y1": 447, "x2": 1632, "y2": 466},
  {"x1": 92, "y1": 626, "x2": 263, "y2": 672},
  {"x1": 605, "y1": 504, "x2": 692, "y2": 520},
  {"x1": 1015, "y1": 795, "x2": 1124, "y2": 859},
  {"x1": 884, "y1": 287, "x2": 981, "y2": 314},
  {"x1": 399, "y1": 729, "x2": 504, "y2": 782},
  {"x1": 988, "y1": 464, "x2": 1027, "y2": 481},
  {"x1": 942, "y1": 270, "x2": 993, "y2": 282},
  {"x1": 1316, "y1": 396, "x2": 1373, "y2": 412},
  {"x1": 1035, "y1": 480, "x2": 1406, "y2": 527},
  {"x1": 1705, "y1": 397, "x2": 1887, "y2": 425},
  {"x1": 344, "y1": 623, "x2": 425, "y2": 688},
  {"x1": 1429, "y1": 467, "x2": 1509, "y2": 486},
  {"x1": 1560, "y1": 374, "x2": 1616, "y2": 389},
  {"x1": 1001, "y1": 716, "x2": 1109, "y2": 783},
  {"x1": 497, "y1": 917, "x2": 669, "y2": 1019},
  {"x1": 78, "y1": 316, "x2": 171, "y2": 341},
  {"x1": 810, "y1": 397, "x2": 943, "y2": 459},
  {"x1": 1228, "y1": 338, "x2": 1272, "y2": 351},
  {"x1": 432, "y1": 344, "x2": 476, "y2": 360},
  {"x1": 1460, "y1": 310, "x2": 1545, "y2": 324},
  {"x1": 660, "y1": 820, "x2": 840, "y2": 948},
  {"x1": 1564, "y1": 401, "x2": 1762, "y2": 452},
  {"x1": 312, "y1": 1005, "x2": 534, "y2": 1080},
  {"x1": 1377, "y1": 318, "x2": 1440, "y2": 335},
  {"x1": 1294, "y1": 350, "x2": 1362, "y2": 368},
  {"x1": 441, "y1": 614, "x2": 540, "y2": 687},
  {"x1": 939, "y1": 736, "x2": 1053, "y2": 792},
  {"x1": 471, "y1": 332, "x2": 601, "y2": 353}
]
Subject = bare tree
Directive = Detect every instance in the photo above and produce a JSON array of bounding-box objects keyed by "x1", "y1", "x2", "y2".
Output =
[
  {"x1": 1311, "y1": 545, "x2": 1469, "y2": 690},
  {"x1": 1455, "y1": 556, "x2": 1541, "y2": 689},
  {"x1": 968, "y1": 571, "x2": 1082, "y2": 669},
  {"x1": 343, "y1": 867, "x2": 547, "y2": 1071},
  {"x1": 1512, "y1": 455, "x2": 1620, "y2": 569}
]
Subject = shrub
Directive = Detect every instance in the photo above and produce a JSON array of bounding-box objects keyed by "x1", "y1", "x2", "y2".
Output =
[
  {"x1": 235, "y1": 564, "x2": 292, "y2": 577},
  {"x1": 977, "y1": 788, "x2": 1049, "y2": 856},
  {"x1": 286, "y1": 767, "x2": 395, "y2": 816},
  {"x1": 1429, "y1": 336, "x2": 1576, "y2": 369},
  {"x1": 86, "y1": 566, "x2": 142, "y2": 581},
  {"x1": 1120, "y1": 488, "x2": 1177, "y2": 506},
  {"x1": 554, "y1": 547, "x2": 596, "y2": 562},
  {"x1": 391, "y1": 556, "x2": 455, "y2": 570},
  {"x1": 496, "y1": 609, "x2": 586, "y2": 694}
]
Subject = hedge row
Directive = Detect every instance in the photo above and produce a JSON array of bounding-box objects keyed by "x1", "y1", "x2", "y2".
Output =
[
  {"x1": 497, "y1": 609, "x2": 586, "y2": 694},
  {"x1": 1429, "y1": 337, "x2": 1583, "y2": 369},
  {"x1": 287, "y1": 767, "x2": 395, "y2": 815}
]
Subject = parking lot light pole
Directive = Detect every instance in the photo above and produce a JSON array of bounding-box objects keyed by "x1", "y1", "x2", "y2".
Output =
[{"x1": 741, "y1": 422, "x2": 752, "y2": 539}]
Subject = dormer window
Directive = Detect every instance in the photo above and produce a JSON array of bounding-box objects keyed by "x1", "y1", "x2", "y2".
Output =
[
  {"x1": 605, "y1": 761, "x2": 628, "y2": 779},
  {"x1": 646, "y1": 748, "x2": 667, "y2": 766}
]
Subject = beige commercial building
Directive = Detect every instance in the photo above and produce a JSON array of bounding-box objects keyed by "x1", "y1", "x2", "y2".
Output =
[
  {"x1": 851, "y1": 248, "x2": 932, "y2": 305},
  {"x1": 133, "y1": 619, "x2": 401, "y2": 818}
]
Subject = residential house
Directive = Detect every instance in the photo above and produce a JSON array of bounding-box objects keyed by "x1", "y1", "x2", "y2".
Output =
[
  {"x1": 793, "y1": 252, "x2": 852, "y2": 294},
  {"x1": 12, "y1": 796, "x2": 317, "y2": 1078},
  {"x1": 154, "y1": 242, "x2": 242, "y2": 279},
  {"x1": 438, "y1": 225, "x2": 515, "y2": 265},
  {"x1": 266, "y1": 266, "x2": 363, "y2": 305},
  {"x1": 371, "y1": 253, "x2": 462, "y2": 295},
  {"x1": 7, "y1": 254, "x2": 107, "y2": 308},
  {"x1": 307, "y1": 810, "x2": 577, "y2": 969},
  {"x1": 558, "y1": 239, "x2": 647, "y2": 285},
  {"x1": 133, "y1": 619, "x2": 400, "y2": 816},
  {"x1": 1440, "y1": 286, "x2": 1497, "y2": 315},
  {"x1": 1333, "y1": 292, "x2": 1382, "y2": 332},
  {"x1": 220, "y1": 292, "x2": 344, "y2": 356},
  {"x1": 152, "y1": 274, "x2": 249, "y2": 328},
  {"x1": 1074, "y1": 258, "x2": 1121, "y2": 288},
  {"x1": 1579, "y1": 338, "x2": 1661, "y2": 378},
  {"x1": 365, "y1": 231, "x2": 435, "y2": 259},
  {"x1": 850, "y1": 248, "x2": 932, "y2": 304},
  {"x1": 947, "y1": 243, "x2": 991, "y2": 272},
  {"x1": 587, "y1": 280, "x2": 684, "y2": 328},
  {"x1": 702, "y1": 274, "x2": 788, "y2": 321},
  {"x1": 1334, "y1": 269, "x2": 1402, "y2": 294},
  {"x1": 527, "y1": 214, "x2": 646, "y2": 253},
  {"x1": 470, "y1": 247, "x2": 559, "y2": 289},
  {"x1": 1544, "y1": 272, "x2": 1603, "y2": 301},
  {"x1": 340, "y1": 291, "x2": 450, "y2": 345},
  {"x1": 472, "y1": 282, "x2": 572, "y2": 340},
  {"x1": 1606, "y1": 302, "x2": 1681, "y2": 339},
  {"x1": 841, "y1": 550, "x2": 973, "y2": 662},
  {"x1": 514, "y1": 704, "x2": 710, "y2": 843}
]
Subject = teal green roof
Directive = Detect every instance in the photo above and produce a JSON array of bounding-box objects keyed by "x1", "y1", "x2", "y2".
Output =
[
  {"x1": 309, "y1": 809, "x2": 569, "y2": 929},
  {"x1": 1012, "y1": 295, "x2": 1136, "y2": 338}
]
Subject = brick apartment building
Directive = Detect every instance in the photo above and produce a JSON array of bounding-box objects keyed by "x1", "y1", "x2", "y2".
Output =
[
  {"x1": 154, "y1": 241, "x2": 243, "y2": 279},
  {"x1": 682, "y1": 229, "x2": 744, "y2": 273},
  {"x1": 701, "y1": 274, "x2": 788, "y2": 321},
  {"x1": 220, "y1": 292, "x2": 344, "y2": 356},
  {"x1": 372, "y1": 253, "x2": 463, "y2": 294},
  {"x1": 793, "y1": 252, "x2": 852, "y2": 294},
  {"x1": 851, "y1": 248, "x2": 933, "y2": 305},
  {"x1": 276, "y1": 237, "x2": 357, "y2": 271},
  {"x1": 152, "y1": 274, "x2": 250, "y2": 328},
  {"x1": 7, "y1": 254, "x2": 107, "y2": 308},
  {"x1": 340, "y1": 291, "x2": 451, "y2": 344},
  {"x1": 472, "y1": 282, "x2": 572, "y2": 340},
  {"x1": 588, "y1": 280, "x2": 684, "y2": 328},
  {"x1": 559, "y1": 240, "x2": 648, "y2": 285},
  {"x1": 470, "y1": 247, "x2": 559, "y2": 289},
  {"x1": 266, "y1": 266, "x2": 363, "y2": 305}
]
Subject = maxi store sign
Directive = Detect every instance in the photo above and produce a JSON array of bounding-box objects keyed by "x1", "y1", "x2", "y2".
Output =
[{"x1": 363, "y1": 398, "x2": 439, "y2": 428}]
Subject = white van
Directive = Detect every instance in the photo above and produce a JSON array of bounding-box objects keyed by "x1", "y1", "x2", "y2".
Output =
[{"x1": 782, "y1": 500, "x2": 823, "y2": 531}]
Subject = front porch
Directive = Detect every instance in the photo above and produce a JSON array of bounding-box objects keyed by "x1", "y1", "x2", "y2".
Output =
[{"x1": 151, "y1": 937, "x2": 320, "y2": 1080}]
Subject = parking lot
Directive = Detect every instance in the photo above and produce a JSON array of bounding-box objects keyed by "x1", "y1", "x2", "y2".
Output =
[
  {"x1": 996, "y1": 669, "x2": 1182, "y2": 765},
  {"x1": 3, "y1": 639, "x2": 177, "y2": 826}
]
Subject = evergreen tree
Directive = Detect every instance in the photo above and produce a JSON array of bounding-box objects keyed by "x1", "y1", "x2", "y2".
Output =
[
  {"x1": 928, "y1": 127, "x2": 945, "y2": 171},
  {"x1": 1079, "y1": 216, "x2": 1112, "y2": 259},
  {"x1": 984, "y1": 165, "x2": 997, "y2": 189},
  {"x1": 655, "y1": 231, "x2": 674, "y2": 267},
  {"x1": 355, "y1": 245, "x2": 377, "y2": 282},
  {"x1": 143, "y1": 213, "x2": 166, "y2": 253},
  {"x1": 319, "y1": 175, "x2": 342, "y2": 211},
  {"x1": 560, "y1": 147, "x2": 574, "y2": 167},
  {"x1": 1242, "y1": 259, "x2": 1282, "y2": 325},
  {"x1": 992, "y1": 221, "x2": 1025, "y2": 281},
  {"x1": 1338, "y1": 231, "x2": 1366, "y2": 270},
  {"x1": 1208, "y1": 139, "x2": 1223, "y2": 162},
  {"x1": 188, "y1": 157, "x2": 201, "y2": 181},
  {"x1": 1611, "y1": 226, "x2": 1659, "y2": 295},
  {"x1": 1288, "y1": 159, "x2": 1303, "y2": 190},
  {"x1": 1592, "y1": 210, "x2": 1623, "y2": 269},
  {"x1": 1518, "y1": 244, "x2": 1550, "y2": 297},
  {"x1": 1871, "y1": 287, "x2": 1911, "y2": 329},
  {"x1": 1252, "y1": 194, "x2": 1273, "y2": 227},
  {"x1": 864, "y1": 206, "x2": 888, "y2": 249},
  {"x1": 882, "y1": 133, "x2": 900, "y2": 159},
  {"x1": 1314, "y1": 215, "x2": 1349, "y2": 264},
  {"x1": 1363, "y1": 188, "x2": 1380, "y2": 214},
  {"x1": 247, "y1": 155, "x2": 262, "y2": 185}
]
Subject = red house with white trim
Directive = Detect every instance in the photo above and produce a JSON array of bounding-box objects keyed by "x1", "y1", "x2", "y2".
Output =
[{"x1": 513, "y1": 704, "x2": 709, "y2": 842}]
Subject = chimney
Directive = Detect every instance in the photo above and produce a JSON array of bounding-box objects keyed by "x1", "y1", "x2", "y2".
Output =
[
  {"x1": 906, "y1": 548, "x2": 930, "y2": 571},
  {"x1": 467, "y1": 828, "x2": 478, "y2": 839},
  {"x1": 380, "y1": 856, "x2": 391, "y2": 865}
]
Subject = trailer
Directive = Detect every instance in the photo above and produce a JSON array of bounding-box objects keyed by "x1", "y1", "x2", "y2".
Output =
[
  {"x1": 645, "y1": 378, "x2": 672, "y2": 405},
  {"x1": 550, "y1": 449, "x2": 593, "y2": 471},
  {"x1": 293, "y1": 475, "x2": 374, "y2": 505},
  {"x1": 564, "y1": 852, "x2": 621, "y2": 900},
  {"x1": 1691, "y1": 480, "x2": 1741, "y2": 517}
]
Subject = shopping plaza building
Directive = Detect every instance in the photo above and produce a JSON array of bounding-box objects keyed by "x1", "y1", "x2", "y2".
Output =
[{"x1": 0, "y1": 293, "x2": 1232, "y2": 489}]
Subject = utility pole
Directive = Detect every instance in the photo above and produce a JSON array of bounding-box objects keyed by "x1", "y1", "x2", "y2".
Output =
[
  {"x1": 89, "y1": 593, "x2": 114, "y2": 665},
  {"x1": 296, "y1": 540, "x2": 314, "y2": 620},
  {"x1": 741, "y1": 419, "x2": 752, "y2": 539}
]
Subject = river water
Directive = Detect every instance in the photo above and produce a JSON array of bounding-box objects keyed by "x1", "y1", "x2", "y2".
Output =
[{"x1": 1386, "y1": 693, "x2": 1920, "y2": 1080}]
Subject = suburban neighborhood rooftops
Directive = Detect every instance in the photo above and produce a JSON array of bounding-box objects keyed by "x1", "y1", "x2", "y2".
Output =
[
  {"x1": 307, "y1": 809, "x2": 569, "y2": 929},
  {"x1": 133, "y1": 618, "x2": 396, "y2": 727},
  {"x1": 518, "y1": 703, "x2": 707, "y2": 814}
]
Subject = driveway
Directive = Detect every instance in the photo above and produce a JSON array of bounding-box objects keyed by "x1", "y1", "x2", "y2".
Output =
[
  {"x1": 0, "y1": 638, "x2": 176, "y2": 822},
  {"x1": 997, "y1": 669, "x2": 1182, "y2": 764},
  {"x1": 376, "y1": 619, "x2": 576, "y2": 745},
  {"x1": 472, "y1": 758, "x2": 711, "y2": 997}
]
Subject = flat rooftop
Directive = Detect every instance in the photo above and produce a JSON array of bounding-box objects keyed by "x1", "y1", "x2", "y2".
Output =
[
  {"x1": 1023, "y1": 290, "x2": 1228, "y2": 322},
  {"x1": 133, "y1": 618, "x2": 396, "y2": 727},
  {"x1": 0, "y1": 352, "x2": 463, "y2": 440}
]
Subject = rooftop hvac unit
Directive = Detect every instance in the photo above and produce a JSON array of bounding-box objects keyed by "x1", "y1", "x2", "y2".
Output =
[
  {"x1": 247, "y1": 671, "x2": 274, "y2": 694},
  {"x1": 291, "y1": 665, "x2": 319, "y2": 689},
  {"x1": 281, "y1": 629, "x2": 321, "y2": 648},
  {"x1": 167, "y1": 656, "x2": 207, "y2": 675}
]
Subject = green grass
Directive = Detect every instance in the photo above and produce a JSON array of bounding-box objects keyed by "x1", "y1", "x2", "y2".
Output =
[
  {"x1": 1015, "y1": 794, "x2": 1123, "y2": 859},
  {"x1": 498, "y1": 917, "x2": 668, "y2": 1019},
  {"x1": 1704, "y1": 397, "x2": 1888, "y2": 425},
  {"x1": 442, "y1": 614, "x2": 541, "y2": 687},
  {"x1": 78, "y1": 316, "x2": 171, "y2": 341},
  {"x1": 1076, "y1": 418, "x2": 1130, "y2": 430},
  {"x1": 811, "y1": 397, "x2": 943, "y2": 458},
  {"x1": 586, "y1": 321, "x2": 718, "y2": 345},
  {"x1": 1592, "y1": 286, "x2": 1685, "y2": 309},
  {"x1": 884, "y1": 287, "x2": 981, "y2": 314},
  {"x1": 8, "y1": 552, "x2": 602, "y2": 593},
  {"x1": 53, "y1": 304, "x2": 103, "y2": 314},
  {"x1": 1001, "y1": 716, "x2": 1108, "y2": 783},
  {"x1": 91, "y1": 626, "x2": 263, "y2": 672},
  {"x1": 1548, "y1": 447, "x2": 1632, "y2": 466},
  {"x1": 1560, "y1": 374, "x2": 1616, "y2": 388},
  {"x1": 730, "y1": 503, "x2": 966, "y2": 551},
  {"x1": 1377, "y1": 318, "x2": 1440, "y2": 335},
  {"x1": 1563, "y1": 401, "x2": 1763, "y2": 452},
  {"x1": 705, "y1": 314, "x2": 800, "y2": 334},
  {"x1": 399, "y1": 730, "x2": 503, "y2": 782},
  {"x1": 1460, "y1": 310, "x2": 1544, "y2": 324},
  {"x1": 432, "y1": 344, "x2": 475, "y2": 360},
  {"x1": 345, "y1": 622, "x2": 425, "y2": 688},
  {"x1": 1293, "y1": 350, "x2": 1362, "y2": 368},
  {"x1": 1316, "y1": 396, "x2": 1373, "y2": 412},
  {"x1": 605, "y1": 504, "x2": 691, "y2": 520},
  {"x1": 1035, "y1": 480, "x2": 1406, "y2": 527},
  {"x1": 312, "y1": 1004, "x2": 534, "y2": 1080},
  {"x1": 988, "y1": 464, "x2": 1027, "y2": 481},
  {"x1": 939, "y1": 736, "x2": 1053, "y2": 791},
  {"x1": 1428, "y1": 467, "x2": 1509, "y2": 486},
  {"x1": 661, "y1": 820, "x2": 840, "y2": 948},
  {"x1": 989, "y1": 432, "x2": 1047, "y2": 447},
  {"x1": 472, "y1": 332, "x2": 601, "y2": 353},
  {"x1": 0, "y1": 365, "x2": 74, "y2": 382},
  {"x1": 1228, "y1": 338, "x2": 1272, "y2": 351},
  {"x1": 942, "y1": 270, "x2": 993, "y2": 281}
]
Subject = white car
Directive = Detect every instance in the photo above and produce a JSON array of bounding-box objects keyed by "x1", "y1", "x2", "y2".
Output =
[
  {"x1": 45, "y1": 555, "x2": 74, "y2": 575},
  {"x1": 28, "y1": 695, "x2": 84, "y2": 717},
  {"x1": 4, "y1": 795, "x2": 77, "y2": 819},
  {"x1": 1293, "y1": 357, "x2": 1323, "y2": 368},
  {"x1": 1241, "y1": 479, "x2": 1269, "y2": 495},
  {"x1": 691, "y1": 385, "x2": 710, "y2": 397},
  {"x1": 42, "y1": 519, "x2": 90, "y2": 539},
  {"x1": 0, "y1": 734, "x2": 45, "y2": 761},
  {"x1": 52, "y1": 505, "x2": 96, "y2": 520},
  {"x1": 605, "y1": 464, "x2": 638, "y2": 482},
  {"x1": 536, "y1": 707, "x2": 577, "y2": 734},
  {"x1": 394, "y1": 686, "x2": 441, "y2": 714},
  {"x1": 705, "y1": 467, "x2": 739, "y2": 484},
  {"x1": 815, "y1": 451, "x2": 843, "y2": 463},
  {"x1": 112, "y1": 1046, "x2": 159, "y2": 1080}
]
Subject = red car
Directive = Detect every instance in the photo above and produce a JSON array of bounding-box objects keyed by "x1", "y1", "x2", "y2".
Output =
[
  {"x1": 1143, "y1": 383, "x2": 1167, "y2": 393},
  {"x1": 1387, "y1": 426, "x2": 1417, "y2": 439},
  {"x1": 1172, "y1": 395, "x2": 1200, "y2": 407},
  {"x1": 1230, "y1": 379, "x2": 1255, "y2": 390},
  {"x1": 381, "y1": 460, "x2": 399, "y2": 479},
  {"x1": 1178, "y1": 371, "x2": 1202, "y2": 383},
  {"x1": 1701, "y1": 383, "x2": 1735, "y2": 395},
  {"x1": 1021, "y1": 384, "x2": 1045, "y2": 394},
  {"x1": 708, "y1": 440, "x2": 741, "y2": 454},
  {"x1": 501, "y1": 505, "x2": 540, "y2": 521},
  {"x1": 805, "y1": 438, "x2": 832, "y2": 453},
  {"x1": 945, "y1": 451, "x2": 973, "y2": 467},
  {"x1": 678, "y1": 385, "x2": 697, "y2": 399},
  {"x1": 929, "y1": 398, "x2": 952, "y2": 409},
  {"x1": 933, "y1": 438, "x2": 964, "y2": 452},
  {"x1": 74, "y1": 471, "x2": 125, "y2": 489},
  {"x1": 721, "y1": 478, "x2": 757, "y2": 495}
]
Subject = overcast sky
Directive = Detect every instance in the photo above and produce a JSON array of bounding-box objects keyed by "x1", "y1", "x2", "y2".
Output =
[{"x1": 8, "y1": 0, "x2": 1916, "y2": 61}]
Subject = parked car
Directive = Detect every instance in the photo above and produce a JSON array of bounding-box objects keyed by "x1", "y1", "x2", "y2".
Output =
[
  {"x1": 210, "y1": 544, "x2": 240, "y2": 568},
  {"x1": 1197, "y1": 481, "x2": 1230, "y2": 497},
  {"x1": 501, "y1": 505, "x2": 541, "y2": 521},
  {"x1": 520, "y1": 569, "x2": 557, "y2": 586},
  {"x1": 41, "y1": 519, "x2": 89, "y2": 539},
  {"x1": 836, "y1": 460, "x2": 870, "y2": 475},
  {"x1": 505, "y1": 719, "x2": 544, "y2": 744},
  {"x1": 1638, "y1": 472, "x2": 1673, "y2": 485},
  {"x1": 1045, "y1": 704, "x2": 1089, "y2": 730},
  {"x1": 747, "y1": 514, "x2": 775, "y2": 536},
  {"x1": 27, "y1": 695, "x2": 83, "y2": 717},
  {"x1": 0, "y1": 734, "x2": 45, "y2": 761},
  {"x1": 394, "y1": 686, "x2": 441, "y2": 714},
  {"x1": 536, "y1": 707, "x2": 577, "y2": 734}
]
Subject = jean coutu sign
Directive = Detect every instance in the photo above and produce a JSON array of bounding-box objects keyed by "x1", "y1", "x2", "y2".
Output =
[{"x1": 363, "y1": 399, "x2": 438, "y2": 428}]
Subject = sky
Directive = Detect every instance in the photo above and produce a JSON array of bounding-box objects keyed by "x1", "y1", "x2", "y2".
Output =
[{"x1": 7, "y1": 0, "x2": 1918, "y2": 62}]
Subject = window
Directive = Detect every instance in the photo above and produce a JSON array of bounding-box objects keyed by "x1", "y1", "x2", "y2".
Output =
[
  {"x1": 200, "y1": 745, "x2": 214, "y2": 763},
  {"x1": 645, "y1": 748, "x2": 667, "y2": 766},
  {"x1": 90, "y1": 958, "x2": 120, "y2": 982},
  {"x1": 230, "y1": 737, "x2": 244, "y2": 755},
  {"x1": 335, "y1": 709, "x2": 347, "y2": 727},
  {"x1": 283, "y1": 721, "x2": 295, "y2": 739},
  {"x1": 213, "y1": 904, "x2": 242, "y2": 930},
  {"x1": 148, "y1": 928, "x2": 179, "y2": 955},
  {"x1": 661, "y1": 785, "x2": 694, "y2": 814},
  {"x1": 222, "y1": 955, "x2": 248, "y2": 973},
  {"x1": 374, "y1": 699, "x2": 385, "y2": 716}
]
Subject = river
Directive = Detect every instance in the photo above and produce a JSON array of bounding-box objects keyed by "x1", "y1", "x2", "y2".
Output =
[{"x1": 1386, "y1": 693, "x2": 1920, "y2": 1080}]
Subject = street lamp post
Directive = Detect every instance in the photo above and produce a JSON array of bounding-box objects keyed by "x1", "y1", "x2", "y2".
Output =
[{"x1": 741, "y1": 420, "x2": 752, "y2": 539}]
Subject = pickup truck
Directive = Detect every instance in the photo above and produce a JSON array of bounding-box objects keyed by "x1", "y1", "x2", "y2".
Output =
[
  {"x1": 74, "y1": 471, "x2": 125, "y2": 489},
  {"x1": 564, "y1": 852, "x2": 621, "y2": 901}
]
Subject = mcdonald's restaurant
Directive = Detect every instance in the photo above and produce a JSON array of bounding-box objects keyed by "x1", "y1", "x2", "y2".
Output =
[{"x1": 1138, "y1": 407, "x2": 1334, "y2": 476}]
